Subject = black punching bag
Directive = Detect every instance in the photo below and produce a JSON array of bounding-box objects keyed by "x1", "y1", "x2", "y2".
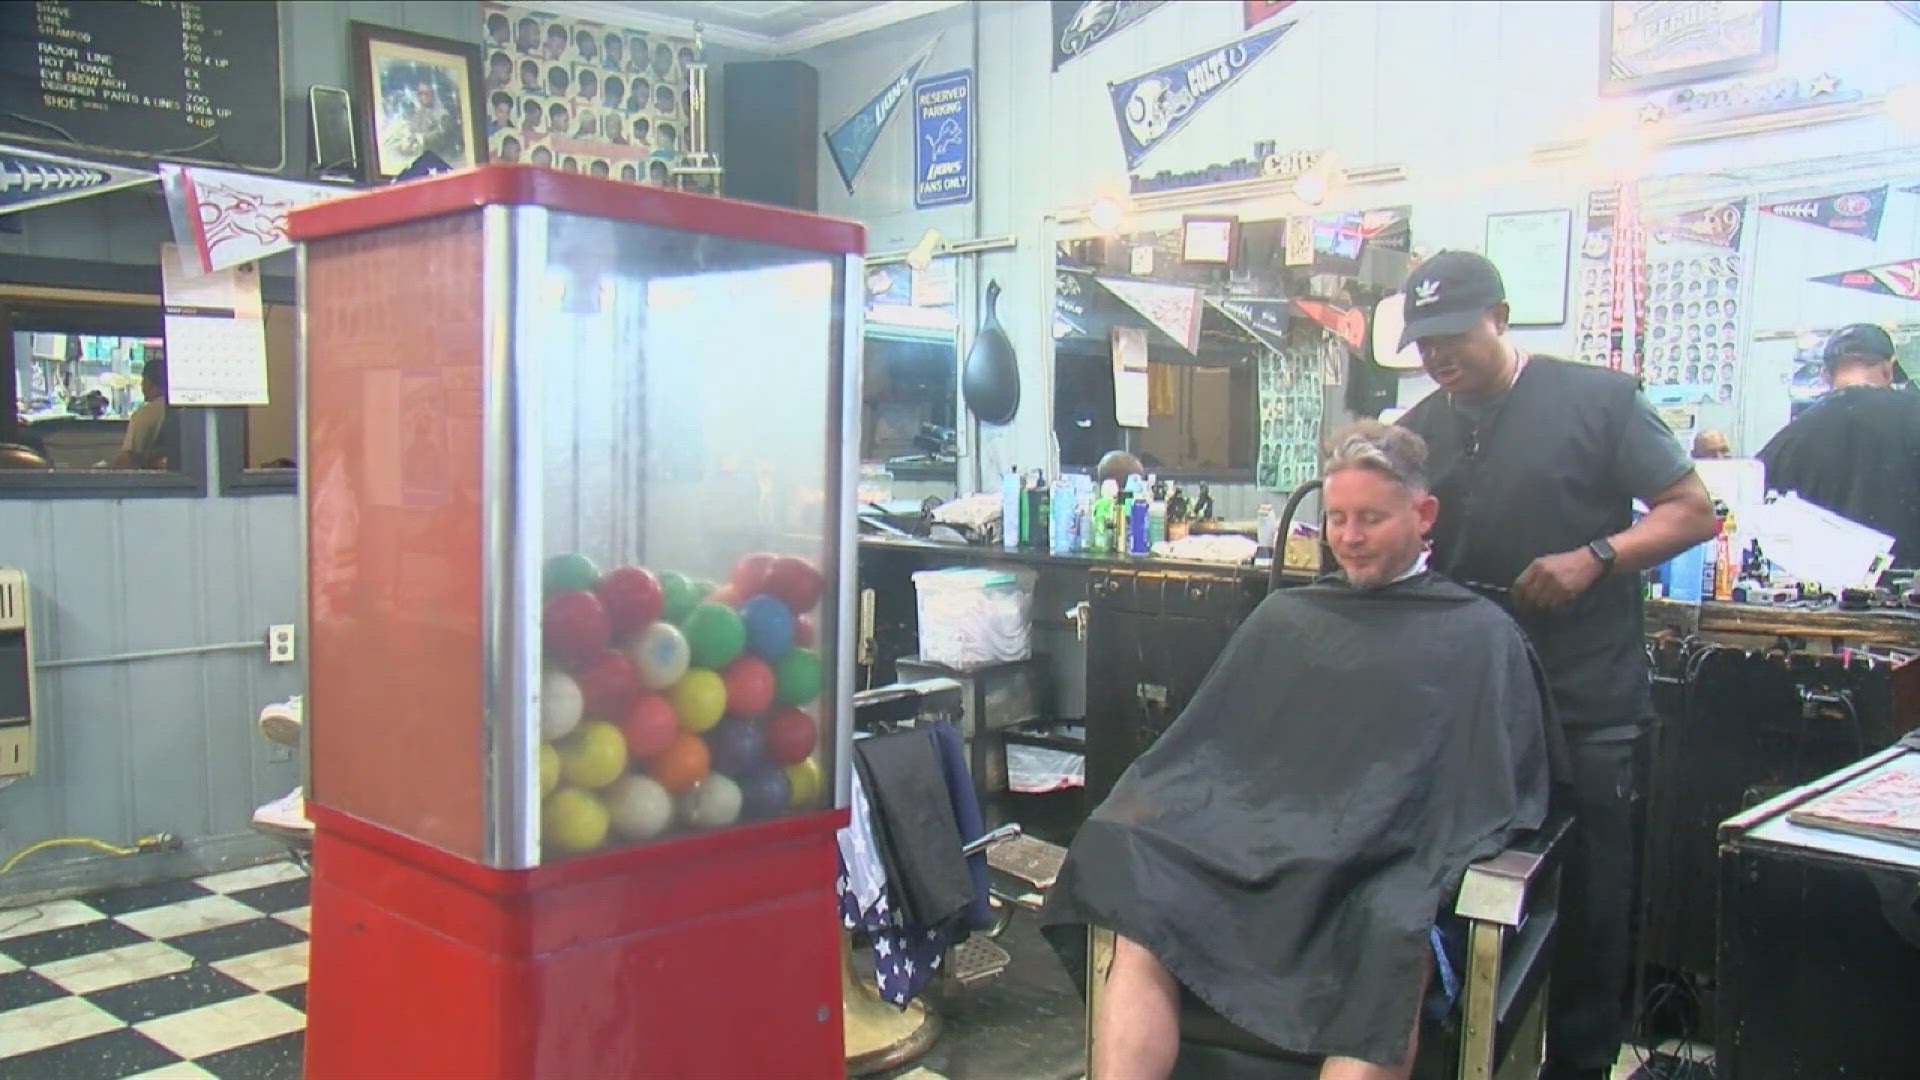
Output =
[{"x1": 963, "y1": 280, "x2": 1019, "y2": 425}]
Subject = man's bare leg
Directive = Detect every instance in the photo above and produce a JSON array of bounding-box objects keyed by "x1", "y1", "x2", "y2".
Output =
[
  {"x1": 1318, "y1": 960, "x2": 1432, "y2": 1080},
  {"x1": 1092, "y1": 933, "x2": 1181, "y2": 1080}
]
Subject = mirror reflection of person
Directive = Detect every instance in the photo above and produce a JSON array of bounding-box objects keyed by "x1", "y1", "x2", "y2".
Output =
[
  {"x1": 113, "y1": 358, "x2": 167, "y2": 469},
  {"x1": 1692, "y1": 430, "x2": 1732, "y2": 459},
  {"x1": 1758, "y1": 324, "x2": 1920, "y2": 568}
]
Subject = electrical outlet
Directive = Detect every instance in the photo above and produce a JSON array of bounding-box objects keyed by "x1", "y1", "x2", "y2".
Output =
[{"x1": 268, "y1": 624, "x2": 296, "y2": 664}]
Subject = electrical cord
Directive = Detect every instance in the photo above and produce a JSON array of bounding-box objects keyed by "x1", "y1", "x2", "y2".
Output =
[{"x1": 0, "y1": 833, "x2": 178, "y2": 878}]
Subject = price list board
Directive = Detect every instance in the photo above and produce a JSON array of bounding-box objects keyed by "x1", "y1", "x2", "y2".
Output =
[{"x1": 0, "y1": 0, "x2": 283, "y2": 170}]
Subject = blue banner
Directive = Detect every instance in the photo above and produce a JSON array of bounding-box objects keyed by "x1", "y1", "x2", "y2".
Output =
[
  {"x1": 824, "y1": 37, "x2": 939, "y2": 195},
  {"x1": 1107, "y1": 22, "x2": 1297, "y2": 170},
  {"x1": 912, "y1": 70, "x2": 972, "y2": 209}
]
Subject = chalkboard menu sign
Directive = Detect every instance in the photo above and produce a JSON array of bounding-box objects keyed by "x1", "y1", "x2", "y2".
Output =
[{"x1": 0, "y1": 1, "x2": 283, "y2": 171}]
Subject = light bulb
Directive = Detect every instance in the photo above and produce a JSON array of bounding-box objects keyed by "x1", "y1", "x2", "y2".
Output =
[{"x1": 1088, "y1": 196, "x2": 1125, "y2": 233}]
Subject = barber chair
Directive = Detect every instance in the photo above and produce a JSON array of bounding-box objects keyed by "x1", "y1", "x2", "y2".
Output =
[{"x1": 1077, "y1": 812, "x2": 1570, "y2": 1080}]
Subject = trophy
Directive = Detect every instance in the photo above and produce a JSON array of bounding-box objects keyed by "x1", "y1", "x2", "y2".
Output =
[{"x1": 670, "y1": 25, "x2": 724, "y2": 195}]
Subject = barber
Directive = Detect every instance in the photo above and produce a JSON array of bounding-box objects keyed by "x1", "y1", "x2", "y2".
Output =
[
  {"x1": 1757, "y1": 323, "x2": 1920, "y2": 569},
  {"x1": 1395, "y1": 252, "x2": 1717, "y2": 1080}
]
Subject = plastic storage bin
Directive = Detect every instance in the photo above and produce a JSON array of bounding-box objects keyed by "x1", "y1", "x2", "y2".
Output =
[{"x1": 911, "y1": 567, "x2": 1037, "y2": 670}]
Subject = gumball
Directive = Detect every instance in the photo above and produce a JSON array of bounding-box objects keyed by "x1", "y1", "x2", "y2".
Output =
[
  {"x1": 708, "y1": 585, "x2": 740, "y2": 608},
  {"x1": 623, "y1": 622, "x2": 690, "y2": 690},
  {"x1": 705, "y1": 715, "x2": 767, "y2": 777},
  {"x1": 603, "y1": 774, "x2": 673, "y2": 840},
  {"x1": 539, "y1": 743, "x2": 561, "y2": 796},
  {"x1": 669, "y1": 669, "x2": 727, "y2": 732},
  {"x1": 740, "y1": 594, "x2": 794, "y2": 661},
  {"x1": 682, "y1": 602, "x2": 746, "y2": 669},
  {"x1": 544, "y1": 591, "x2": 610, "y2": 669},
  {"x1": 764, "y1": 706, "x2": 818, "y2": 765},
  {"x1": 659, "y1": 571, "x2": 699, "y2": 624},
  {"x1": 723, "y1": 656, "x2": 777, "y2": 716},
  {"x1": 574, "y1": 650, "x2": 640, "y2": 719},
  {"x1": 540, "y1": 670, "x2": 584, "y2": 741},
  {"x1": 620, "y1": 693, "x2": 680, "y2": 759},
  {"x1": 794, "y1": 613, "x2": 817, "y2": 648},
  {"x1": 596, "y1": 566, "x2": 663, "y2": 635},
  {"x1": 558, "y1": 720, "x2": 628, "y2": 789},
  {"x1": 647, "y1": 731, "x2": 711, "y2": 794},
  {"x1": 774, "y1": 648, "x2": 822, "y2": 707},
  {"x1": 544, "y1": 553, "x2": 601, "y2": 597},
  {"x1": 677, "y1": 773, "x2": 743, "y2": 829},
  {"x1": 785, "y1": 757, "x2": 824, "y2": 808},
  {"x1": 544, "y1": 787, "x2": 609, "y2": 853},
  {"x1": 763, "y1": 556, "x2": 825, "y2": 612},
  {"x1": 692, "y1": 579, "x2": 720, "y2": 602},
  {"x1": 731, "y1": 553, "x2": 776, "y2": 597},
  {"x1": 739, "y1": 767, "x2": 792, "y2": 820}
]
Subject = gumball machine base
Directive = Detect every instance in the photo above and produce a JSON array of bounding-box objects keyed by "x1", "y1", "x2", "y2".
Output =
[{"x1": 304, "y1": 804, "x2": 848, "y2": 1079}]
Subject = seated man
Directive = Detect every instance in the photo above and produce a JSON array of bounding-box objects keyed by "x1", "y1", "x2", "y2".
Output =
[{"x1": 1042, "y1": 421, "x2": 1558, "y2": 1080}]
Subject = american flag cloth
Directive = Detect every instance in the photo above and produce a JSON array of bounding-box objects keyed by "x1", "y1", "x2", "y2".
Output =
[{"x1": 837, "y1": 850, "x2": 957, "y2": 1006}]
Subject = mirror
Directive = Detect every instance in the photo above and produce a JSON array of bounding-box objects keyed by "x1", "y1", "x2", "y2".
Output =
[{"x1": 861, "y1": 262, "x2": 959, "y2": 502}]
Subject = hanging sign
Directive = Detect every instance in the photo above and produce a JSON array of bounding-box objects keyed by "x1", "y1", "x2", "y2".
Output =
[
  {"x1": 912, "y1": 70, "x2": 972, "y2": 209},
  {"x1": 160, "y1": 165, "x2": 352, "y2": 273},
  {"x1": 1097, "y1": 276, "x2": 1203, "y2": 353},
  {"x1": 0, "y1": 143, "x2": 154, "y2": 216},
  {"x1": 1760, "y1": 185, "x2": 1888, "y2": 240},
  {"x1": 1811, "y1": 258, "x2": 1920, "y2": 301},
  {"x1": 1635, "y1": 72, "x2": 1858, "y2": 127},
  {"x1": 1245, "y1": 1, "x2": 1297, "y2": 29},
  {"x1": 824, "y1": 35, "x2": 940, "y2": 195},
  {"x1": 1053, "y1": 1, "x2": 1168, "y2": 70},
  {"x1": 1649, "y1": 200, "x2": 1746, "y2": 250},
  {"x1": 1107, "y1": 21, "x2": 1298, "y2": 170}
]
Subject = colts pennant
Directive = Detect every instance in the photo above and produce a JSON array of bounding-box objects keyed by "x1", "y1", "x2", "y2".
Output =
[
  {"x1": 0, "y1": 143, "x2": 154, "y2": 216},
  {"x1": 1108, "y1": 21, "x2": 1298, "y2": 170},
  {"x1": 1760, "y1": 186, "x2": 1887, "y2": 240},
  {"x1": 1811, "y1": 259, "x2": 1920, "y2": 301}
]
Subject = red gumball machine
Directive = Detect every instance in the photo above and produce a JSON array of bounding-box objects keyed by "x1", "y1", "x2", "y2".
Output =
[{"x1": 289, "y1": 167, "x2": 862, "y2": 1078}]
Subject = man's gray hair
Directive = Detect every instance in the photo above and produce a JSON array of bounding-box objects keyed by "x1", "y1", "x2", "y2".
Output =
[{"x1": 1323, "y1": 420, "x2": 1430, "y2": 492}]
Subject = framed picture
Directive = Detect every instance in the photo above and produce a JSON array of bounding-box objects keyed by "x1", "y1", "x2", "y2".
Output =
[
  {"x1": 1601, "y1": 1, "x2": 1780, "y2": 96},
  {"x1": 351, "y1": 22, "x2": 488, "y2": 181},
  {"x1": 1181, "y1": 215, "x2": 1239, "y2": 265},
  {"x1": 1484, "y1": 209, "x2": 1573, "y2": 327}
]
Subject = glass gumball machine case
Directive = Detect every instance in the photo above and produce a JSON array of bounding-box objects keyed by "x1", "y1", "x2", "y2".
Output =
[{"x1": 289, "y1": 166, "x2": 861, "y2": 1079}]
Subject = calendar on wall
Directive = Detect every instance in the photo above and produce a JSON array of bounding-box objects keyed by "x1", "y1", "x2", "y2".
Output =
[{"x1": 160, "y1": 244, "x2": 270, "y2": 406}]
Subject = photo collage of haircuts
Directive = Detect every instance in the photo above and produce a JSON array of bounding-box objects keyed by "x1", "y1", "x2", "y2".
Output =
[{"x1": 482, "y1": 4, "x2": 696, "y2": 186}]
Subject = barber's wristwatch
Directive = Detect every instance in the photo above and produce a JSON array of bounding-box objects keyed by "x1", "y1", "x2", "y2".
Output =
[{"x1": 1585, "y1": 537, "x2": 1618, "y2": 573}]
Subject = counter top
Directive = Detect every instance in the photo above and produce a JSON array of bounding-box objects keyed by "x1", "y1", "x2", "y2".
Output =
[
  {"x1": 857, "y1": 533, "x2": 1290, "y2": 581},
  {"x1": 1645, "y1": 596, "x2": 1920, "y2": 644}
]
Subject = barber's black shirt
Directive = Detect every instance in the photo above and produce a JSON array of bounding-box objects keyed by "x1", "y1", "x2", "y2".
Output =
[
  {"x1": 1400, "y1": 356, "x2": 1694, "y2": 733},
  {"x1": 1757, "y1": 386, "x2": 1920, "y2": 568}
]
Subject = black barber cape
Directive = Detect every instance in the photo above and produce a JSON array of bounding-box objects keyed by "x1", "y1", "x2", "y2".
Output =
[
  {"x1": 1758, "y1": 385, "x2": 1920, "y2": 568},
  {"x1": 1041, "y1": 572, "x2": 1556, "y2": 1066}
]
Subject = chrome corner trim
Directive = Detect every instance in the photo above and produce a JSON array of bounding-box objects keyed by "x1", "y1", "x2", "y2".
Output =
[
  {"x1": 480, "y1": 204, "x2": 546, "y2": 869},
  {"x1": 829, "y1": 251, "x2": 864, "y2": 810},
  {"x1": 295, "y1": 244, "x2": 313, "y2": 800}
]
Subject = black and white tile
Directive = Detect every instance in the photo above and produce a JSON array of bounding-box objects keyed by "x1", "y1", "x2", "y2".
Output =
[{"x1": 0, "y1": 861, "x2": 309, "y2": 1080}]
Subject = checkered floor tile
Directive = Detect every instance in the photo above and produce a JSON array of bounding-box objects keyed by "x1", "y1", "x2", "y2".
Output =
[{"x1": 0, "y1": 861, "x2": 308, "y2": 1080}]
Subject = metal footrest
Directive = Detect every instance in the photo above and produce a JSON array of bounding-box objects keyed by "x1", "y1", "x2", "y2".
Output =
[
  {"x1": 986, "y1": 833, "x2": 1067, "y2": 891},
  {"x1": 946, "y1": 936, "x2": 1012, "y2": 987}
]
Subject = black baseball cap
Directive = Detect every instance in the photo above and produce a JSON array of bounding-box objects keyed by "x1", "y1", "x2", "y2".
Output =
[
  {"x1": 1399, "y1": 251, "x2": 1506, "y2": 350},
  {"x1": 1822, "y1": 323, "x2": 1894, "y2": 368}
]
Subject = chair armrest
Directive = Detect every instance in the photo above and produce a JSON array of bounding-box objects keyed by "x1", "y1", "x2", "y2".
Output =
[{"x1": 1453, "y1": 812, "x2": 1573, "y2": 926}]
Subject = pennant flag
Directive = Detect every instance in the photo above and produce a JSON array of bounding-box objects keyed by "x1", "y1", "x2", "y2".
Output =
[
  {"x1": 1054, "y1": 0, "x2": 1169, "y2": 70},
  {"x1": 1648, "y1": 200, "x2": 1745, "y2": 250},
  {"x1": 1108, "y1": 22, "x2": 1298, "y2": 170},
  {"x1": 1245, "y1": 0, "x2": 1297, "y2": 29},
  {"x1": 0, "y1": 143, "x2": 154, "y2": 216},
  {"x1": 1294, "y1": 299, "x2": 1366, "y2": 351},
  {"x1": 160, "y1": 164, "x2": 354, "y2": 273},
  {"x1": 1097, "y1": 276, "x2": 1204, "y2": 353},
  {"x1": 825, "y1": 35, "x2": 941, "y2": 195},
  {"x1": 1760, "y1": 186, "x2": 1887, "y2": 240},
  {"x1": 1901, "y1": 183, "x2": 1920, "y2": 196},
  {"x1": 1217, "y1": 297, "x2": 1291, "y2": 349},
  {"x1": 1811, "y1": 258, "x2": 1920, "y2": 301}
]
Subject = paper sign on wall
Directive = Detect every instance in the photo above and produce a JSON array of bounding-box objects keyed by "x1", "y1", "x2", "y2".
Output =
[
  {"x1": 1284, "y1": 216, "x2": 1315, "y2": 265},
  {"x1": 912, "y1": 70, "x2": 972, "y2": 208},
  {"x1": 1111, "y1": 325, "x2": 1150, "y2": 427},
  {"x1": 160, "y1": 243, "x2": 270, "y2": 406}
]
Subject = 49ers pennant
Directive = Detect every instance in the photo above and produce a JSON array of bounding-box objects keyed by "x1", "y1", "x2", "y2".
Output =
[
  {"x1": 1811, "y1": 258, "x2": 1920, "y2": 301},
  {"x1": 1760, "y1": 186, "x2": 1887, "y2": 240}
]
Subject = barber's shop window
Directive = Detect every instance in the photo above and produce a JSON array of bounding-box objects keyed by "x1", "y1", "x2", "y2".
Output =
[
  {"x1": 0, "y1": 296, "x2": 206, "y2": 497},
  {"x1": 217, "y1": 301, "x2": 298, "y2": 494},
  {"x1": 1054, "y1": 330, "x2": 1257, "y2": 482},
  {"x1": 860, "y1": 262, "x2": 958, "y2": 489}
]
